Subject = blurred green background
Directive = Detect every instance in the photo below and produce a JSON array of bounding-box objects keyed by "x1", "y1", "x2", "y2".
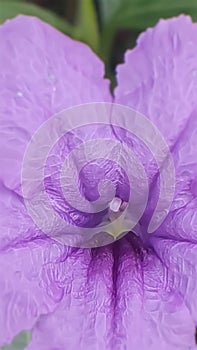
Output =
[{"x1": 0, "y1": 0, "x2": 197, "y2": 349}]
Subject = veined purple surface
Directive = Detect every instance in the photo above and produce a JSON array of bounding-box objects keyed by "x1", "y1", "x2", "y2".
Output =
[
  {"x1": 21, "y1": 103, "x2": 175, "y2": 247},
  {"x1": 0, "y1": 14, "x2": 197, "y2": 350}
]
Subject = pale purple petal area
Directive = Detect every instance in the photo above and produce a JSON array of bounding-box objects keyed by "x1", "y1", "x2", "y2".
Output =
[
  {"x1": 153, "y1": 110, "x2": 197, "y2": 242},
  {"x1": 115, "y1": 15, "x2": 197, "y2": 151},
  {"x1": 114, "y1": 13, "x2": 197, "y2": 348},
  {"x1": 0, "y1": 239, "x2": 64, "y2": 345},
  {"x1": 115, "y1": 16, "x2": 197, "y2": 243},
  {"x1": 0, "y1": 15, "x2": 110, "y2": 347},
  {"x1": 151, "y1": 237, "x2": 197, "y2": 326},
  {"x1": 0, "y1": 15, "x2": 111, "y2": 195},
  {"x1": 1, "y1": 14, "x2": 197, "y2": 350},
  {"x1": 0, "y1": 181, "x2": 72, "y2": 345},
  {"x1": 26, "y1": 236, "x2": 196, "y2": 350}
]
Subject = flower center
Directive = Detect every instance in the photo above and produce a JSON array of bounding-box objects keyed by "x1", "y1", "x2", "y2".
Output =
[{"x1": 105, "y1": 197, "x2": 131, "y2": 239}]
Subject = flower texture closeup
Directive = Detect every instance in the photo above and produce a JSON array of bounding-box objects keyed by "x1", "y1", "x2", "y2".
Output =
[{"x1": 0, "y1": 14, "x2": 197, "y2": 350}]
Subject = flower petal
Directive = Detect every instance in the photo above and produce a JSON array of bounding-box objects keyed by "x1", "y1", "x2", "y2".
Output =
[
  {"x1": 115, "y1": 15, "x2": 197, "y2": 241},
  {"x1": 0, "y1": 15, "x2": 111, "y2": 194},
  {"x1": 114, "y1": 15, "x2": 197, "y2": 347},
  {"x1": 115, "y1": 15, "x2": 197, "y2": 150},
  {"x1": 152, "y1": 236, "x2": 197, "y2": 325},
  {"x1": 26, "y1": 235, "x2": 196, "y2": 350},
  {"x1": 0, "y1": 15, "x2": 110, "y2": 346}
]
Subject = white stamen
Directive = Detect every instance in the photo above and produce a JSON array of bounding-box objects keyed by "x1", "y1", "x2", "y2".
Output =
[{"x1": 109, "y1": 197, "x2": 122, "y2": 213}]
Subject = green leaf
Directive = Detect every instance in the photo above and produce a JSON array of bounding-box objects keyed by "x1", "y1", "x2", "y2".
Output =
[
  {"x1": 100, "y1": 0, "x2": 197, "y2": 29},
  {"x1": 100, "y1": 0, "x2": 197, "y2": 65},
  {"x1": 99, "y1": 0, "x2": 124, "y2": 24},
  {"x1": 1, "y1": 331, "x2": 31, "y2": 350},
  {"x1": 109, "y1": 0, "x2": 197, "y2": 30},
  {"x1": 75, "y1": 0, "x2": 99, "y2": 53},
  {"x1": 0, "y1": 0, "x2": 74, "y2": 35}
]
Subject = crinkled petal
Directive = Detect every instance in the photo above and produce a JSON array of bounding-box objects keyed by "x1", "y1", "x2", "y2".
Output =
[
  {"x1": 154, "y1": 110, "x2": 197, "y2": 242},
  {"x1": 0, "y1": 181, "x2": 72, "y2": 344},
  {"x1": 151, "y1": 236, "x2": 197, "y2": 325},
  {"x1": 115, "y1": 15, "x2": 197, "y2": 151},
  {"x1": 26, "y1": 235, "x2": 196, "y2": 350},
  {"x1": 115, "y1": 15, "x2": 197, "y2": 241},
  {"x1": 1, "y1": 14, "x2": 197, "y2": 350},
  {"x1": 0, "y1": 176, "x2": 75, "y2": 346},
  {"x1": 0, "y1": 15, "x2": 111, "y2": 194},
  {"x1": 0, "y1": 15, "x2": 110, "y2": 346},
  {"x1": 115, "y1": 13, "x2": 197, "y2": 343}
]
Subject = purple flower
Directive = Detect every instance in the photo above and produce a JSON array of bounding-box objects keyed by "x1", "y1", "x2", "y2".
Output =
[{"x1": 0, "y1": 14, "x2": 197, "y2": 350}]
